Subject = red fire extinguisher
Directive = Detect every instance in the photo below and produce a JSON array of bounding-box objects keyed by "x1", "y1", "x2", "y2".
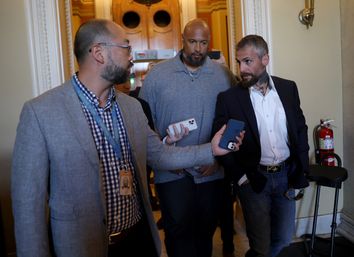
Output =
[{"x1": 314, "y1": 119, "x2": 335, "y2": 166}]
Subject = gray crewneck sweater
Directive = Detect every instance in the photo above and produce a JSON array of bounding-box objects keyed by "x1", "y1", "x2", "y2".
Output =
[{"x1": 140, "y1": 52, "x2": 235, "y2": 184}]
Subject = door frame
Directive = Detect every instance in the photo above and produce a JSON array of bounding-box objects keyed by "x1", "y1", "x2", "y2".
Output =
[{"x1": 25, "y1": 0, "x2": 271, "y2": 96}]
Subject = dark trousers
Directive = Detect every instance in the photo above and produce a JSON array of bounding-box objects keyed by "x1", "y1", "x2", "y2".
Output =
[
  {"x1": 108, "y1": 218, "x2": 157, "y2": 257},
  {"x1": 219, "y1": 178, "x2": 235, "y2": 253},
  {"x1": 156, "y1": 176, "x2": 223, "y2": 257}
]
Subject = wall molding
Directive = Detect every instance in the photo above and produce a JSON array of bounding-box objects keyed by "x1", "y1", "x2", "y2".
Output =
[
  {"x1": 337, "y1": 213, "x2": 354, "y2": 243},
  {"x1": 241, "y1": 0, "x2": 273, "y2": 73},
  {"x1": 25, "y1": 0, "x2": 66, "y2": 96},
  {"x1": 226, "y1": 0, "x2": 236, "y2": 73}
]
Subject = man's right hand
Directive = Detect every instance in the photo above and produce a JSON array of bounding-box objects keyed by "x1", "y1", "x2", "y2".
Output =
[{"x1": 165, "y1": 124, "x2": 189, "y2": 145}]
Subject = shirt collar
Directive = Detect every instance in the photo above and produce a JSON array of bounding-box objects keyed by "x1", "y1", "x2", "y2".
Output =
[
  {"x1": 73, "y1": 73, "x2": 115, "y2": 110},
  {"x1": 249, "y1": 75, "x2": 276, "y2": 95}
]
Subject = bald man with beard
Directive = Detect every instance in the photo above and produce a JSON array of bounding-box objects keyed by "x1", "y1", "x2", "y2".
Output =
[{"x1": 140, "y1": 19, "x2": 237, "y2": 257}]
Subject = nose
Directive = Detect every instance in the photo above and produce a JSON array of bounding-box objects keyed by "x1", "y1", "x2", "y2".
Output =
[
  {"x1": 194, "y1": 42, "x2": 202, "y2": 52},
  {"x1": 239, "y1": 62, "x2": 247, "y2": 73}
]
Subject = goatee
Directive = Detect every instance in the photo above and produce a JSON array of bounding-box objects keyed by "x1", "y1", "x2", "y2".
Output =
[
  {"x1": 239, "y1": 70, "x2": 269, "y2": 89},
  {"x1": 182, "y1": 51, "x2": 206, "y2": 67}
]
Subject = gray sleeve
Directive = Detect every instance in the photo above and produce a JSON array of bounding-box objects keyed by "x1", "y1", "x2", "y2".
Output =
[
  {"x1": 11, "y1": 102, "x2": 51, "y2": 257},
  {"x1": 146, "y1": 127, "x2": 215, "y2": 171},
  {"x1": 139, "y1": 71, "x2": 157, "y2": 125}
]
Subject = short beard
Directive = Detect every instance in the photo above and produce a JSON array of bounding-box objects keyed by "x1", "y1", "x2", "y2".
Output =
[
  {"x1": 239, "y1": 70, "x2": 268, "y2": 89},
  {"x1": 182, "y1": 52, "x2": 206, "y2": 67},
  {"x1": 238, "y1": 75, "x2": 259, "y2": 88},
  {"x1": 101, "y1": 56, "x2": 131, "y2": 85}
]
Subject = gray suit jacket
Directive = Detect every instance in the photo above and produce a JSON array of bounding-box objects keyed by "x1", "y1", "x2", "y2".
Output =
[{"x1": 12, "y1": 81, "x2": 214, "y2": 257}]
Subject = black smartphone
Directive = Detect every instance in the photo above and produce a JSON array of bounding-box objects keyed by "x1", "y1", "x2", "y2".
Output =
[
  {"x1": 207, "y1": 51, "x2": 221, "y2": 59},
  {"x1": 219, "y1": 119, "x2": 245, "y2": 150}
]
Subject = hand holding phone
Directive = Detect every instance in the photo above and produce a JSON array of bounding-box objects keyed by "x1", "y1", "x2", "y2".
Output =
[
  {"x1": 168, "y1": 118, "x2": 198, "y2": 137},
  {"x1": 219, "y1": 119, "x2": 245, "y2": 150}
]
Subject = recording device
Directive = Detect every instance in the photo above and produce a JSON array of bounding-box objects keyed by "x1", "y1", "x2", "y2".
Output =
[
  {"x1": 168, "y1": 118, "x2": 198, "y2": 136},
  {"x1": 219, "y1": 119, "x2": 245, "y2": 150},
  {"x1": 207, "y1": 51, "x2": 221, "y2": 59}
]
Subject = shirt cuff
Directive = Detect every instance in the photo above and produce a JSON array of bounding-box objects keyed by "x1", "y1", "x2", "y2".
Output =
[
  {"x1": 238, "y1": 174, "x2": 248, "y2": 186},
  {"x1": 162, "y1": 136, "x2": 175, "y2": 146}
]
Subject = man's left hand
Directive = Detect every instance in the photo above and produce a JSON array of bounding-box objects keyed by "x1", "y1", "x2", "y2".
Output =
[{"x1": 211, "y1": 125, "x2": 244, "y2": 156}]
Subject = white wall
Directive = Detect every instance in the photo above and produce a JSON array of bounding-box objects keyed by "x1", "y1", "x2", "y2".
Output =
[
  {"x1": 268, "y1": 0, "x2": 344, "y2": 221},
  {"x1": 338, "y1": 0, "x2": 354, "y2": 242},
  {"x1": 0, "y1": 0, "x2": 33, "y2": 254}
]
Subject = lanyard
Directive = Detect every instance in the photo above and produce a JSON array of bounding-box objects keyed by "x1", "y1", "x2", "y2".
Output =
[{"x1": 72, "y1": 78, "x2": 122, "y2": 159}]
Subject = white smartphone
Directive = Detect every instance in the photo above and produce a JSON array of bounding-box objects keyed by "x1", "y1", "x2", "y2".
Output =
[{"x1": 168, "y1": 118, "x2": 198, "y2": 136}]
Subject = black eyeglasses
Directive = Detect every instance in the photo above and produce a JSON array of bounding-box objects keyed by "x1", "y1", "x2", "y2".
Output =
[{"x1": 89, "y1": 42, "x2": 132, "y2": 53}]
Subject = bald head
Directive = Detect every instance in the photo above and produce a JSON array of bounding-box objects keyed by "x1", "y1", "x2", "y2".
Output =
[
  {"x1": 183, "y1": 19, "x2": 210, "y2": 40},
  {"x1": 182, "y1": 19, "x2": 210, "y2": 68},
  {"x1": 74, "y1": 19, "x2": 124, "y2": 65}
]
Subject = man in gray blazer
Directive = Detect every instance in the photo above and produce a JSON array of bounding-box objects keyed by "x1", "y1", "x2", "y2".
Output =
[{"x1": 11, "y1": 19, "x2": 241, "y2": 257}]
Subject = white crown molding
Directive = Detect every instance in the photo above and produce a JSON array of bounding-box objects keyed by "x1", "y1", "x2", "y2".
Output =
[
  {"x1": 65, "y1": 0, "x2": 75, "y2": 75},
  {"x1": 25, "y1": 0, "x2": 65, "y2": 96},
  {"x1": 241, "y1": 0, "x2": 273, "y2": 73}
]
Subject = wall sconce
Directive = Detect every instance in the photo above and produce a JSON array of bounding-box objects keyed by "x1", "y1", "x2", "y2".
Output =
[
  {"x1": 299, "y1": 0, "x2": 315, "y2": 29},
  {"x1": 133, "y1": 0, "x2": 162, "y2": 7}
]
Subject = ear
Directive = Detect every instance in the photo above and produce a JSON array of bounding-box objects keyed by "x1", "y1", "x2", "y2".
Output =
[
  {"x1": 90, "y1": 44, "x2": 105, "y2": 64},
  {"x1": 261, "y1": 54, "x2": 269, "y2": 66}
]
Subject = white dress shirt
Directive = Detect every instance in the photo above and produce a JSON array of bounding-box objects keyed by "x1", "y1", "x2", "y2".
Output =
[
  {"x1": 250, "y1": 77, "x2": 290, "y2": 165},
  {"x1": 238, "y1": 77, "x2": 290, "y2": 185}
]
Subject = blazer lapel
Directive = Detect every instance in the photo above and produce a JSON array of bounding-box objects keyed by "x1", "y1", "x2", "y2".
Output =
[
  {"x1": 115, "y1": 93, "x2": 146, "y2": 187},
  {"x1": 62, "y1": 82, "x2": 99, "y2": 170},
  {"x1": 115, "y1": 93, "x2": 136, "y2": 153},
  {"x1": 273, "y1": 78, "x2": 296, "y2": 141}
]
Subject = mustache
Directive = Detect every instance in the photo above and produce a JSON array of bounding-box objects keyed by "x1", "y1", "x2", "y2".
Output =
[{"x1": 238, "y1": 70, "x2": 268, "y2": 88}]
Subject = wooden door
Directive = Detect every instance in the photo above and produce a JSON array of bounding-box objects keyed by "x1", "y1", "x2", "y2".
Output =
[{"x1": 112, "y1": 0, "x2": 181, "y2": 74}]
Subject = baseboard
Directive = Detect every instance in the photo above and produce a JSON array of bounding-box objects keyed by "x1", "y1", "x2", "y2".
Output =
[
  {"x1": 337, "y1": 213, "x2": 354, "y2": 243},
  {"x1": 295, "y1": 213, "x2": 341, "y2": 237}
]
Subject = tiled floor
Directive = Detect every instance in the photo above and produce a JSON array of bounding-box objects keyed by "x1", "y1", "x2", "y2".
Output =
[{"x1": 154, "y1": 201, "x2": 250, "y2": 257}]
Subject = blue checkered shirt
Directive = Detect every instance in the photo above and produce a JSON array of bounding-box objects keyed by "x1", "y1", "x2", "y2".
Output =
[{"x1": 73, "y1": 74, "x2": 142, "y2": 234}]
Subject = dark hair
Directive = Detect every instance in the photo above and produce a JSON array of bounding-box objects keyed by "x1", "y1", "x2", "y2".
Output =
[
  {"x1": 236, "y1": 35, "x2": 268, "y2": 58},
  {"x1": 74, "y1": 19, "x2": 113, "y2": 64}
]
